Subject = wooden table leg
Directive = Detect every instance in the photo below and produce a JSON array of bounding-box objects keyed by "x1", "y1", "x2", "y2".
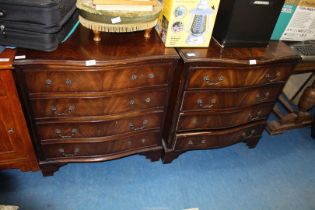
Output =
[
  {"x1": 144, "y1": 28, "x2": 153, "y2": 39},
  {"x1": 93, "y1": 29, "x2": 101, "y2": 42},
  {"x1": 266, "y1": 81, "x2": 315, "y2": 135}
]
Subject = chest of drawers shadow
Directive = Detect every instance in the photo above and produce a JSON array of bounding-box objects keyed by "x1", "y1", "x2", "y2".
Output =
[
  {"x1": 14, "y1": 27, "x2": 179, "y2": 176},
  {"x1": 162, "y1": 41, "x2": 300, "y2": 163}
]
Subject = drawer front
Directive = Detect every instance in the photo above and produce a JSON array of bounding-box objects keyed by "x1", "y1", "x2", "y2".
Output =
[
  {"x1": 24, "y1": 64, "x2": 170, "y2": 93},
  {"x1": 178, "y1": 103, "x2": 273, "y2": 131},
  {"x1": 187, "y1": 65, "x2": 292, "y2": 89},
  {"x1": 182, "y1": 85, "x2": 282, "y2": 111},
  {"x1": 41, "y1": 131, "x2": 161, "y2": 159},
  {"x1": 37, "y1": 112, "x2": 163, "y2": 140},
  {"x1": 30, "y1": 90, "x2": 167, "y2": 119},
  {"x1": 175, "y1": 122, "x2": 266, "y2": 150},
  {"x1": 0, "y1": 76, "x2": 6, "y2": 97}
]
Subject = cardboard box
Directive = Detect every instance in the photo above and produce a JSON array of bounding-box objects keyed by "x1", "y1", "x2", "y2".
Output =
[
  {"x1": 155, "y1": 0, "x2": 220, "y2": 47},
  {"x1": 271, "y1": 0, "x2": 315, "y2": 41}
]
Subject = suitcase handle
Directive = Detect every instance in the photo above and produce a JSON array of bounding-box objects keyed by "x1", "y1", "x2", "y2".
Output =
[
  {"x1": 0, "y1": 24, "x2": 6, "y2": 38},
  {"x1": 0, "y1": 10, "x2": 6, "y2": 18}
]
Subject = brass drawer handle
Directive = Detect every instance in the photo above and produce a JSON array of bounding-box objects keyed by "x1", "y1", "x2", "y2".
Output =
[
  {"x1": 197, "y1": 98, "x2": 216, "y2": 109},
  {"x1": 46, "y1": 79, "x2": 72, "y2": 86},
  {"x1": 248, "y1": 110, "x2": 262, "y2": 121},
  {"x1": 46, "y1": 79, "x2": 53, "y2": 86},
  {"x1": 129, "y1": 97, "x2": 151, "y2": 106},
  {"x1": 55, "y1": 128, "x2": 78, "y2": 139},
  {"x1": 127, "y1": 138, "x2": 147, "y2": 146},
  {"x1": 265, "y1": 72, "x2": 280, "y2": 83},
  {"x1": 145, "y1": 97, "x2": 151, "y2": 103},
  {"x1": 8, "y1": 128, "x2": 14, "y2": 135},
  {"x1": 187, "y1": 139, "x2": 206, "y2": 146},
  {"x1": 256, "y1": 92, "x2": 270, "y2": 102},
  {"x1": 0, "y1": 24, "x2": 6, "y2": 37},
  {"x1": 203, "y1": 75, "x2": 224, "y2": 86},
  {"x1": 65, "y1": 79, "x2": 72, "y2": 86},
  {"x1": 128, "y1": 119, "x2": 148, "y2": 131},
  {"x1": 242, "y1": 129, "x2": 256, "y2": 138},
  {"x1": 51, "y1": 105, "x2": 75, "y2": 116},
  {"x1": 58, "y1": 148, "x2": 80, "y2": 158},
  {"x1": 131, "y1": 74, "x2": 137, "y2": 81},
  {"x1": 148, "y1": 73, "x2": 155, "y2": 79},
  {"x1": 129, "y1": 99, "x2": 136, "y2": 105}
]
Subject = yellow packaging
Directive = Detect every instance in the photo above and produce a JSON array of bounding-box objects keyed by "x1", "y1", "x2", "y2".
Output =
[{"x1": 155, "y1": 0, "x2": 220, "y2": 47}]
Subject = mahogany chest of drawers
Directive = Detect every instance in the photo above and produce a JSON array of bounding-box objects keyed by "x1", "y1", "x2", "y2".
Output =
[
  {"x1": 14, "y1": 27, "x2": 179, "y2": 175},
  {"x1": 162, "y1": 41, "x2": 301, "y2": 163},
  {"x1": 0, "y1": 49, "x2": 38, "y2": 172}
]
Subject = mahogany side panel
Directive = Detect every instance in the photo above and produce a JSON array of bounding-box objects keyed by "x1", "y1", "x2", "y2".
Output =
[{"x1": 0, "y1": 49, "x2": 38, "y2": 172}]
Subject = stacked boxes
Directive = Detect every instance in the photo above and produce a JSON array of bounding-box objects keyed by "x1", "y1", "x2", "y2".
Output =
[
  {"x1": 155, "y1": 0, "x2": 220, "y2": 47},
  {"x1": 271, "y1": 0, "x2": 315, "y2": 41}
]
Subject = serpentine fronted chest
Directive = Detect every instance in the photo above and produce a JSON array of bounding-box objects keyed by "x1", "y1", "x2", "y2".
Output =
[
  {"x1": 14, "y1": 27, "x2": 179, "y2": 176},
  {"x1": 162, "y1": 41, "x2": 300, "y2": 163}
]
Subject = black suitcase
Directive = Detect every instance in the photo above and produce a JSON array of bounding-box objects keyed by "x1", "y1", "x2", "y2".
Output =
[{"x1": 0, "y1": 0, "x2": 78, "y2": 51}]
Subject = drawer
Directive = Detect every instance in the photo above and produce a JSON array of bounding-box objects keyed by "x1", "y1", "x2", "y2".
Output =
[
  {"x1": 30, "y1": 90, "x2": 167, "y2": 119},
  {"x1": 41, "y1": 131, "x2": 161, "y2": 160},
  {"x1": 36, "y1": 112, "x2": 163, "y2": 140},
  {"x1": 181, "y1": 85, "x2": 282, "y2": 112},
  {"x1": 175, "y1": 122, "x2": 266, "y2": 150},
  {"x1": 178, "y1": 103, "x2": 273, "y2": 131},
  {"x1": 24, "y1": 64, "x2": 170, "y2": 93},
  {"x1": 187, "y1": 64, "x2": 293, "y2": 89},
  {"x1": 0, "y1": 76, "x2": 6, "y2": 97}
]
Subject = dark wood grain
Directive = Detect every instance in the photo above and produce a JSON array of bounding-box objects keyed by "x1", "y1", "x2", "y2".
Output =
[
  {"x1": 174, "y1": 121, "x2": 266, "y2": 151},
  {"x1": 181, "y1": 85, "x2": 283, "y2": 111},
  {"x1": 178, "y1": 103, "x2": 274, "y2": 131},
  {"x1": 266, "y1": 59, "x2": 315, "y2": 135},
  {"x1": 15, "y1": 27, "x2": 179, "y2": 65},
  {"x1": 14, "y1": 27, "x2": 179, "y2": 175},
  {"x1": 179, "y1": 40, "x2": 300, "y2": 65},
  {"x1": 36, "y1": 112, "x2": 163, "y2": 140},
  {"x1": 29, "y1": 90, "x2": 167, "y2": 120},
  {"x1": 294, "y1": 61, "x2": 315, "y2": 73},
  {"x1": 23, "y1": 63, "x2": 171, "y2": 94},
  {"x1": 162, "y1": 41, "x2": 300, "y2": 163},
  {"x1": 187, "y1": 64, "x2": 293, "y2": 89},
  {"x1": 0, "y1": 49, "x2": 38, "y2": 172},
  {"x1": 41, "y1": 131, "x2": 161, "y2": 160}
]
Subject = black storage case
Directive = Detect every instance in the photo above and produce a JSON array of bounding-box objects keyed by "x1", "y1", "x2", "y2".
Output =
[
  {"x1": 0, "y1": 0, "x2": 78, "y2": 51},
  {"x1": 213, "y1": 0, "x2": 285, "y2": 48}
]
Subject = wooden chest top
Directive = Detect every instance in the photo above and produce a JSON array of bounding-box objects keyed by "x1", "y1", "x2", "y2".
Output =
[
  {"x1": 14, "y1": 26, "x2": 179, "y2": 65},
  {"x1": 178, "y1": 40, "x2": 300, "y2": 66}
]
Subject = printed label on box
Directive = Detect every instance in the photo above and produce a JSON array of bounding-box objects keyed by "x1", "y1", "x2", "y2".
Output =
[
  {"x1": 280, "y1": 4, "x2": 315, "y2": 41},
  {"x1": 271, "y1": 0, "x2": 315, "y2": 41},
  {"x1": 155, "y1": 0, "x2": 221, "y2": 47}
]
